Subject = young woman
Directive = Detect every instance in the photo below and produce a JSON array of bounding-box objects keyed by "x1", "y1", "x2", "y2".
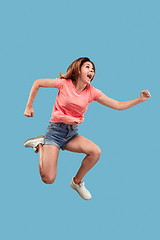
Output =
[{"x1": 24, "y1": 57, "x2": 151, "y2": 200}]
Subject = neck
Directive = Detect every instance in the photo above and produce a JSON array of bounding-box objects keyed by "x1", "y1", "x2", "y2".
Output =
[{"x1": 73, "y1": 78, "x2": 88, "y2": 92}]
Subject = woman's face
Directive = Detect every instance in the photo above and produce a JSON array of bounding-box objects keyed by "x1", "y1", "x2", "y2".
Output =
[{"x1": 78, "y1": 61, "x2": 95, "y2": 84}]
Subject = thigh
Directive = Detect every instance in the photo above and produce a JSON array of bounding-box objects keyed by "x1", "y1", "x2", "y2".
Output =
[
  {"x1": 42, "y1": 145, "x2": 60, "y2": 174},
  {"x1": 64, "y1": 135, "x2": 100, "y2": 155}
]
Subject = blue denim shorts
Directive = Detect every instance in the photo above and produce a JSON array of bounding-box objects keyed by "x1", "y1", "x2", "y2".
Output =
[{"x1": 44, "y1": 122, "x2": 79, "y2": 150}]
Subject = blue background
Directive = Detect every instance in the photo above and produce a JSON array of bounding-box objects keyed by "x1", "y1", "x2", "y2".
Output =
[{"x1": 1, "y1": 0, "x2": 159, "y2": 239}]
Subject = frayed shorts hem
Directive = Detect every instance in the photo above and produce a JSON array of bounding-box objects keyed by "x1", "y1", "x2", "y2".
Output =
[
  {"x1": 43, "y1": 140, "x2": 60, "y2": 150},
  {"x1": 44, "y1": 134, "x2": 78, "y2": 151},
  {"x1": 61, "y1": 134, "x2": 78, "y2": 150}
]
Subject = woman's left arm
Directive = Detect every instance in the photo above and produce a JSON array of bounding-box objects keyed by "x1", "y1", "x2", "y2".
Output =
[{"x1": 96, "y1": 89, "x2": 151, "y2": 111}]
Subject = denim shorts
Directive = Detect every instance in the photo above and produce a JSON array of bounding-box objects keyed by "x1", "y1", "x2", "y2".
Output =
[{"x1": 44, "y1": 122, "x2": 79, "y2": 150}]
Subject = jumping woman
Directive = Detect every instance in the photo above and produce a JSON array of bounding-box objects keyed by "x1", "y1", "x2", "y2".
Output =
[{"x1": 24, "y1": 57, "x2": 151, "y2": 200}]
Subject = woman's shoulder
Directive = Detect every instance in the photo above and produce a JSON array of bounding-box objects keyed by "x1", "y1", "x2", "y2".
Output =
[
  {"x1": 87, "y1": 84, "x2": 102, "y2": 101},
  {"x1": 58, "y1": 77, "x2": 71, "y2": 82},
  {"x1": 87, "y1": 83, "x2": 99, "y2": 91},
  {"x1": 54, "y1": 78, "x2": 72, "y2": 89},
  {"x1": 55, "y1": 77, "x2": 71, "y2": 84}
]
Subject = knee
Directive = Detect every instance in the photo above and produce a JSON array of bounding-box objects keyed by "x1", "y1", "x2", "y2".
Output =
[
  {"x1": 95, "y1": 146, "x2": 101, "y2": 160},
  {"x1": 41, "y1": 173, "x2": 56, "y2": 184},
  {"x1": 90, "y1": 146, "x2": 101, "y2": 161}
]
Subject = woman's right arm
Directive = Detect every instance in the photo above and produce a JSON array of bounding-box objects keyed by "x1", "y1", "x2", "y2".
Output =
[{"x1": 24, "y1": 78, "x2": 56, "y2": 117}]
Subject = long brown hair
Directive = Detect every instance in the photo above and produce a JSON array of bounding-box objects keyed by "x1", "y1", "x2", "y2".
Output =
[{"x1": 59, "y1": 57, "x2": 95, "y2": 82}]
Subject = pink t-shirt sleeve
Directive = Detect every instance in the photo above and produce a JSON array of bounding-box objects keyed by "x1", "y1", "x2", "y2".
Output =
[
  {"x1": 90, "y1": 85, "x2": 103, "y2": 101},
  {"x1": 53, "y1": 78, "x2": 64, "y2": 90}
]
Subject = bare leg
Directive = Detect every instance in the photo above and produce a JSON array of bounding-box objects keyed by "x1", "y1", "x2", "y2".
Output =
[
  {"x1": 64, "y1": 136, "x2": 101, "y2": 184},
  {"x1": 38, "y1": 144, "x2": 60, "y2": 184}
]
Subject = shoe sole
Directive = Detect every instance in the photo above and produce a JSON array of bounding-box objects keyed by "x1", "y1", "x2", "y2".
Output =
[
  {"x1": 70, "y1": 184, "x2": 91, "y2": 200},
  {"x1": 24, "y1": 136, "x2": 44, "y2": 147}
]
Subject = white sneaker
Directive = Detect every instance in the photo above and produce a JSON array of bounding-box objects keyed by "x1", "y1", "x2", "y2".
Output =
[
  {"x1": 24, "y1": 136, "x2": 44, "y2": 153},
  {"x1": 70, "y1": 177, "x2": 92, "y2": 200}
]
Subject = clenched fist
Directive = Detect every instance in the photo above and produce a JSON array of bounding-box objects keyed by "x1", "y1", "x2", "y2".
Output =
[
  {"x1": 140, "y1": 90, "x2": 151, "y2": 102},
  {"x1": 24, "y1": 106, "x2": 34, "y2": 117}
]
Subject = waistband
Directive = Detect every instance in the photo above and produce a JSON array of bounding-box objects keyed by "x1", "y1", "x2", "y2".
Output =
[{"x1": 49, "y1": 122, "x2": 78, "y2": 130}]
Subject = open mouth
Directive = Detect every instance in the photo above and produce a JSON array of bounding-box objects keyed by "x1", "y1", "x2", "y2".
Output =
[{"x1": 87, "y1": 74, "x2": 92, "y2": 81}]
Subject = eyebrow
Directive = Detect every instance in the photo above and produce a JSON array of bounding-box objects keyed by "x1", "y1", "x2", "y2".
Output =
[{"x1": 85, "y1": 63, "x2": 94, "y2": 69}]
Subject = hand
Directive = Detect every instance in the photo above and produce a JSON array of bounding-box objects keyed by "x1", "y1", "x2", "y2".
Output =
[
  {"x1": 140, "y1": 89, "x2": 151, "y2": 102},
  {"x1": 24, "y1": 106, "x2": 34, "y2": 117}
]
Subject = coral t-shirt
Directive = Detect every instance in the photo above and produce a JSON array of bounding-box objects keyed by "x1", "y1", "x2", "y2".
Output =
[{"x1": 50, "y1": 78, "x2": 102, "y2": 125}]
